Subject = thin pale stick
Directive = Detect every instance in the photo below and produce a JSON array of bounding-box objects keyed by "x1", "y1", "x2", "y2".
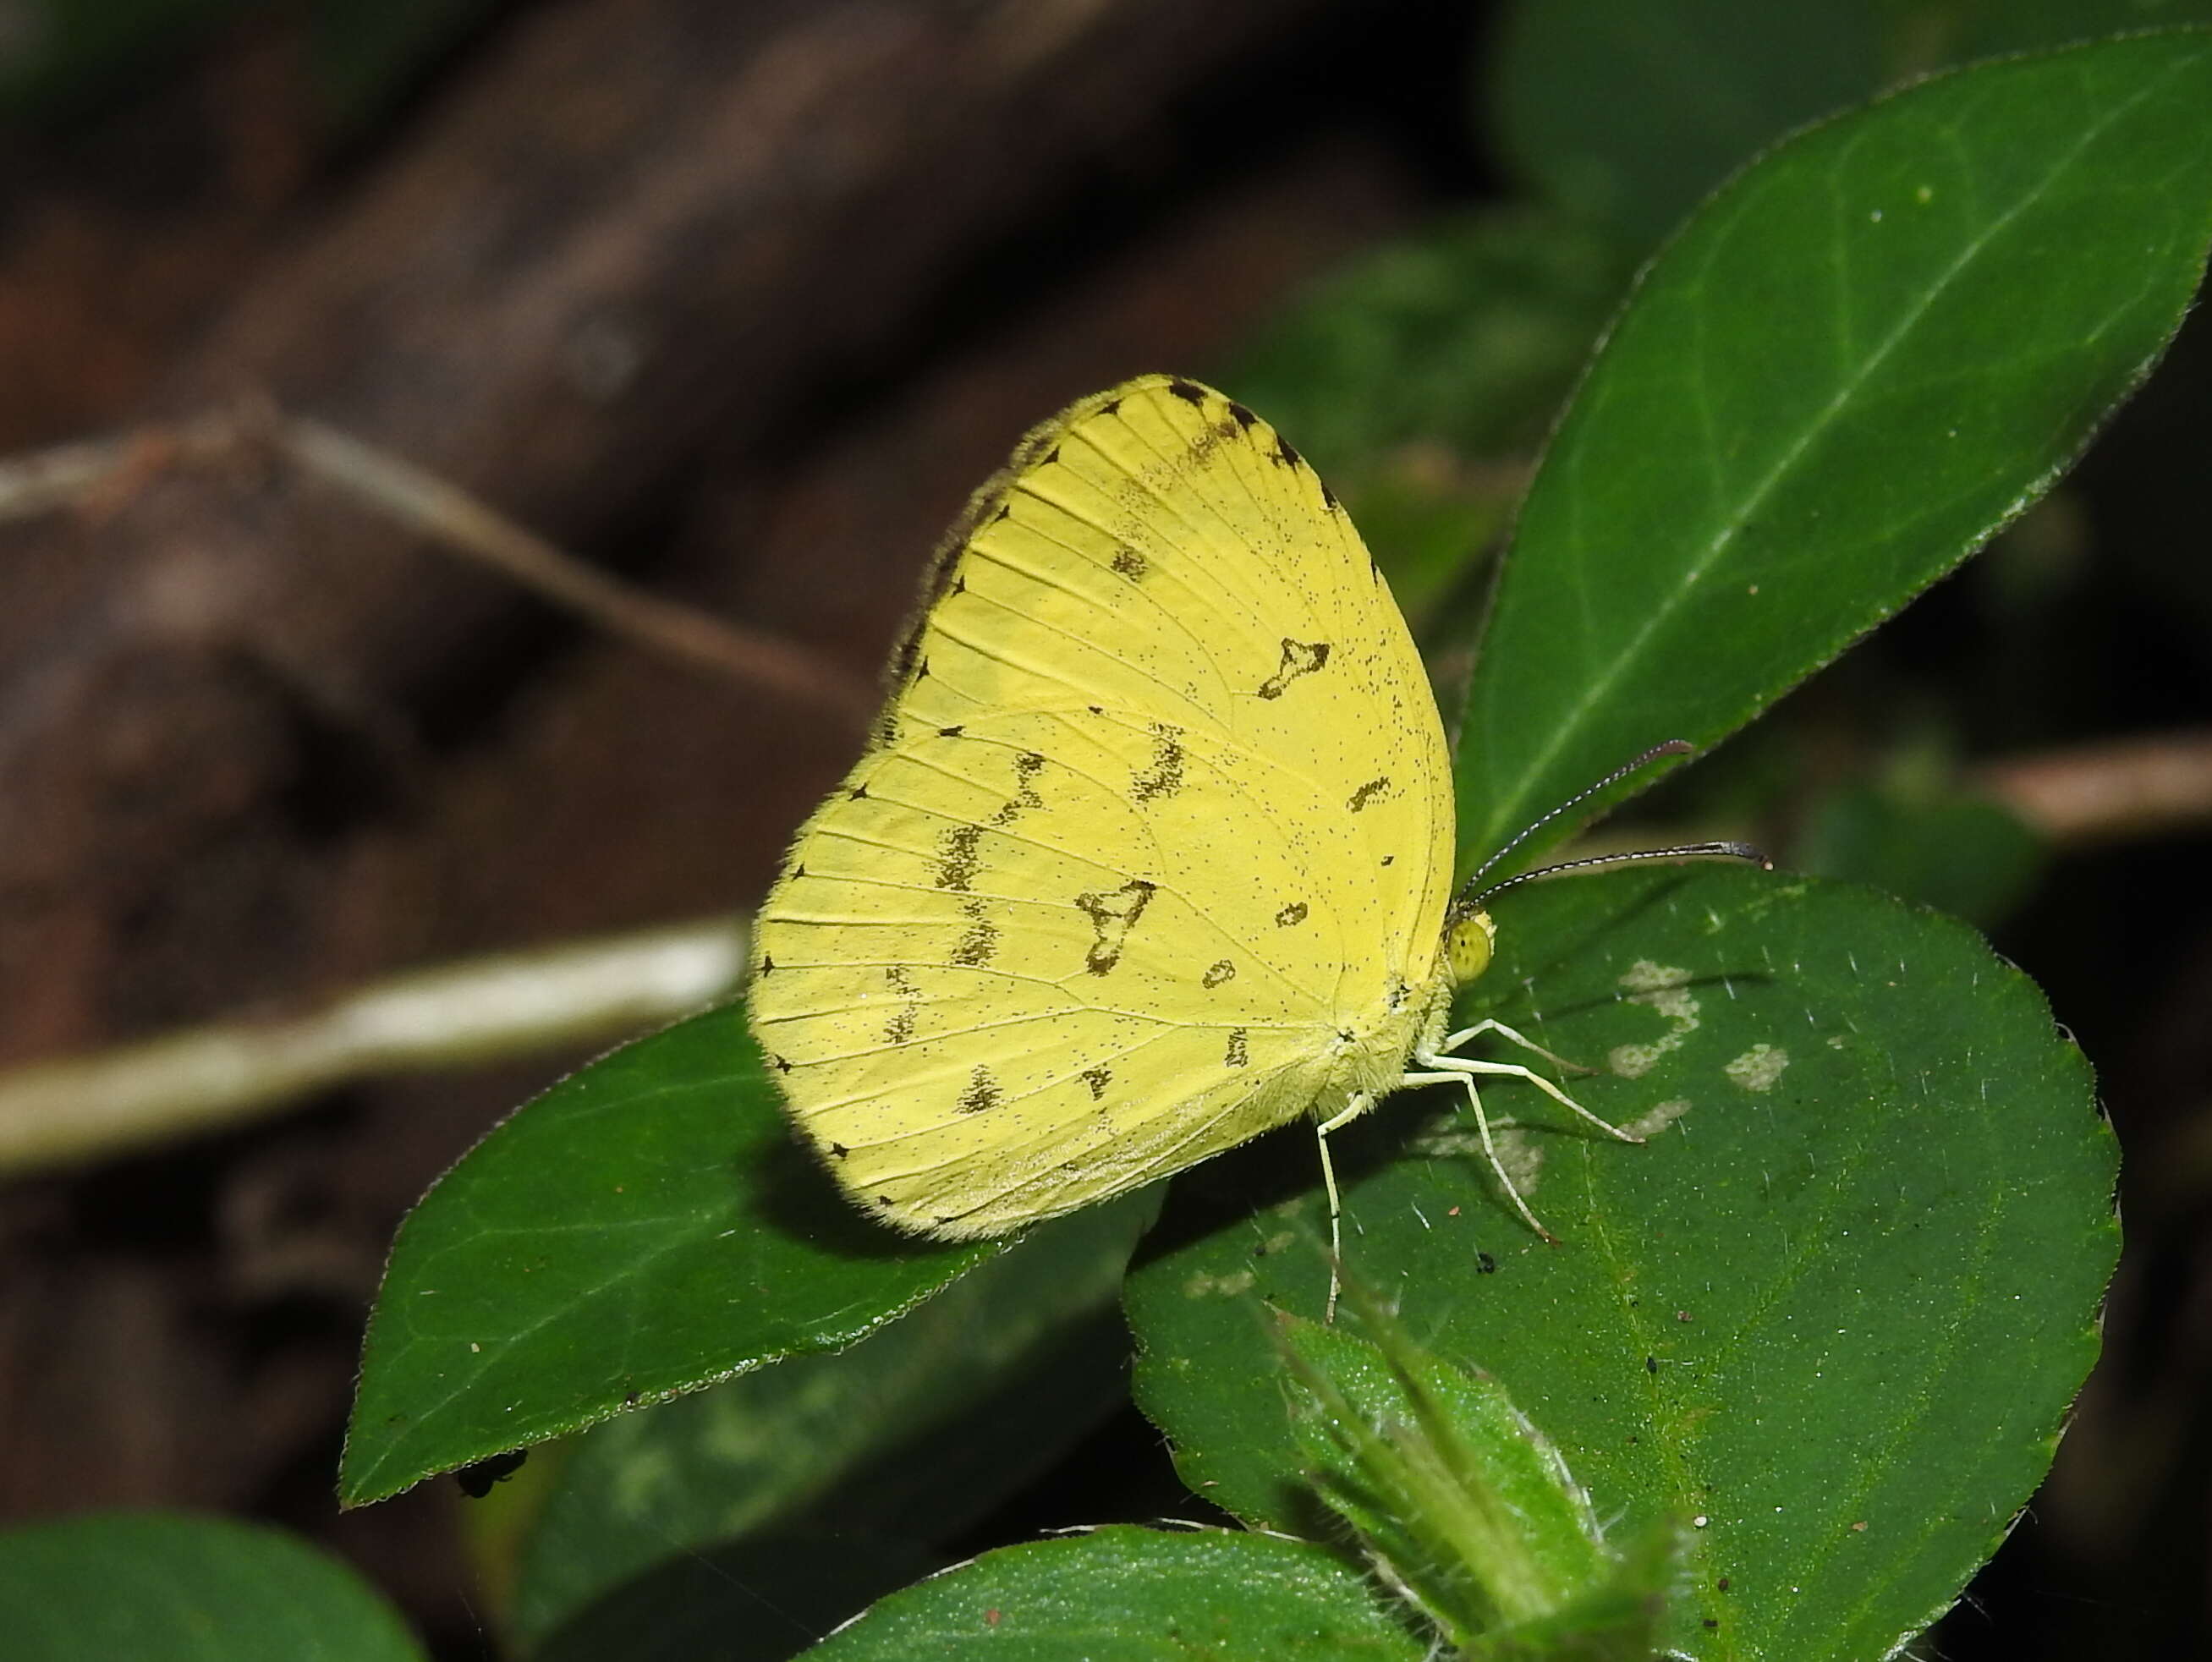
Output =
[{"x1": 0, "y1": 917, "x2": 749, "y2": 1178}]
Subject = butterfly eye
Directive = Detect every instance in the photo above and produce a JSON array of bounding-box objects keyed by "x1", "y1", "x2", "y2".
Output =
[{"x1": 1444, "y1": 906, "x2": 1496, "y2": 986}]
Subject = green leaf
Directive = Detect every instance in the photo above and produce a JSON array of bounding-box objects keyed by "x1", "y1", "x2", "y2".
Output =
[
  {"x1": 1493, "y1": 0, "x2": 1883, "y2": 250},
  {"x1": 1492, "y1": 2, "x2": 2212, "y2": 250},
  {"x1": 1128, "y1": 867, "x2": 2116, "y2": 1660},
  {"x1": 0, "y1": 1511, "x2": 425, "y2": 1662},
  {"x1": 800, "y1": 1526, "x2": 1429, "y2": 1660},
  {"x1": 343, "y1": 1004, "x2": 1001, "y2": 1506},
  {"x1": 1277, "y1": 1309, "x2": 1635, "y2": 1652},
  {"x1": 1457, "y1": 31, "x2": 2212, "y2": 872},
  {"x1": 511, "y1": 1193, "x2": 1152, "y2": 1647}
]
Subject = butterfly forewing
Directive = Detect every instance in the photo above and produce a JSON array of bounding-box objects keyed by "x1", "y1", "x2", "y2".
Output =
[{"x1": 750, "y1": 376, "x2": 1454, "y2": 1237}]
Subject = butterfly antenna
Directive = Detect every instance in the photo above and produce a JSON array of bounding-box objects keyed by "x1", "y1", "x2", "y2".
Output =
[
  {"x1": 1465, "y1": 738, "x2": 1697, "y2": 891},
  {"x1": 1470, "y1": 839, "x2": 1770, "y2": 907}
]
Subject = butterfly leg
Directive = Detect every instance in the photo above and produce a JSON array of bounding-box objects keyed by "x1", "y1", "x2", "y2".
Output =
[
  {"x1": 1438, "y1": 1017, "x2": 1590, "y2": 1076},
  {"x1": 1415, "y1": 1046, "x2": 1643, "y2": 1146},
  {"x1": 1400, "y1": 1067, "x2": 1558, "y2": 1243},
  {"x1": 1314, "y1": 1094, "x2": 1374, "y2": 1324}
]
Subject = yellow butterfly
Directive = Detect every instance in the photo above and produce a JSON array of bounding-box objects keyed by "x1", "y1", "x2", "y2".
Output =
[{"x1": 749, "y1": 375, "x2": 1747, "y2": 1303}]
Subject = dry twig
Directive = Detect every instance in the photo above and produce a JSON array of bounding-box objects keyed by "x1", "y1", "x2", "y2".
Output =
[{"x1": 0, "y1": 408, "x2": 876, "y2": 721}]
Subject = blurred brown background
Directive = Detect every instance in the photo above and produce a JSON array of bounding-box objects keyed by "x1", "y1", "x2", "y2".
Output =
[{"x1": 0, "y1": 3, "x2": 2207, "y2": 1658}]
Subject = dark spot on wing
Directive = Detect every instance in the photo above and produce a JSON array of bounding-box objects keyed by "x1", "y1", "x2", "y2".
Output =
[
  {"x1": 1380, "y1": 855, "x2": 1395, "y2": 867},
  {"x1": 1227, "y1": 401, "x2": 1259, "y2": 431},
  {"x1": 1272, "y1": 435, "x2": 1303, "y2": 470},
  {"x1": 1100, "y1": 397, "x2": 1122, "y2": 417},
  {"x1": 830, "y1": 1143, "x2": 849, "y2": 1159},
  {"x1": 1348, "y1": 776, "x2": 1391, "y2": 812},
  {"x1": 1111, "y1": 547, "x2": 1148, "y2": 579},
  {"x1": 951, "y1": 574, "x2": 965, "y2": 595},
  {"x1": 935, "y1": 824, "x2": 982, "y2": 891},
  {"x1": 958, "y1": 1066, "x2": 1002, "y2": 1114},
  {"x1": 1201, "y1": 959, "x2": 1235, "y2": 989},
  {"x1": 1225, "y1": 1028, "x2": 1249, "y2": 1068},
  {"x1": 1042, "y1": 443, "x2": 1060, "y2": 466},
  {"x1": 952, "y1": 899, "x2": 998, "y2": 967},
  {"x1": 1276, "y1": 902, "x2": 1309, "y2": 928},
  {"x1": 1387, "y1": 978, "x2": 1408, "y2": 1012},
  {"x1": 1081, "y1": 1067, "x2": 1111, "y2": 1100},
  {"x1": 988, "y1": 751, "x2": 1046, "y2": 827},
  {"x1": 1076, "y1": 878, "x2": 1156, "y2": 975},
  {"x1": 883, "y1": 966, "x2": 919, "y2": 1045},
  {"x1": 759, "y1": 954, "x2": 776, "y2": 975},
  {"x1": 1320, "y1": 478, "x2": 1340, "y2": 512},
  {"x1": 848, "y1": 782, "x2": 869, "y2": 800},
  {"x1": 1130, "y1": 722, "x2": 1185, "y2": 803},
  {"x1": 939, "y1": 725, "x2": 964, "y2": 738},
  {"x1": 989, "y1": 503, "x2": 1010, "y2": 525},
  {"x1": 1256, "y1": 638, "x2": 1330, "y2": 699},
  {"x1": 770, "y1": 1054, "x2": 792, "y2": 1072},
  {"x1": 1167, "y1": 377, "x2": 1206, "y2": 406}
]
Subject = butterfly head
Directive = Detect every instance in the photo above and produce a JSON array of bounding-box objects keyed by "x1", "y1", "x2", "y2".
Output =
[{"x1": 1441, "y1": 902, "x2": 1496, "y2": 987}]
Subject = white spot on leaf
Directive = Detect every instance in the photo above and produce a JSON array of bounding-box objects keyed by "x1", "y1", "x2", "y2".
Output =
[
  {"x1": 1183, "y1": 1269, "x2": 1257, "y2": 1299},
  {"x1": 1622, "y1": 1098, "x2": 1693, "y2": 1139},
  {"x1": 1725, "y1": 1045, "x2": 1789, "y2": 1093},
  {"x1": 1408, "y1": 1121, "x2": 1543, "y2": 1198},
  {"x1": 1488, "y1": 1122, "x2": 1545, "y2": 1195},
  {"x1": 1610, "y1": 960, "x2": 1700, "y2": 1077}
]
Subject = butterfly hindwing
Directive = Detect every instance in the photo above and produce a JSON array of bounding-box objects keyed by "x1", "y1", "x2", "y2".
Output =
[{"x1": 751, "y1": 376, "x2": 1455, "y2": 1236}]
